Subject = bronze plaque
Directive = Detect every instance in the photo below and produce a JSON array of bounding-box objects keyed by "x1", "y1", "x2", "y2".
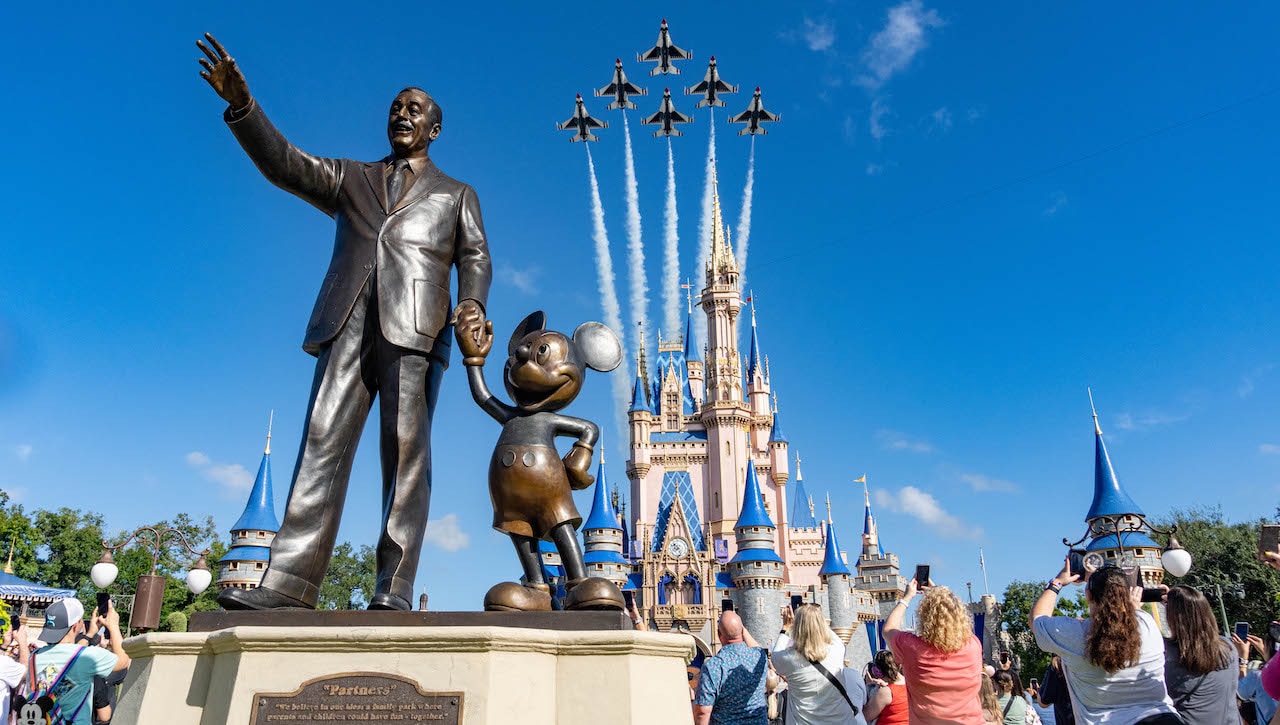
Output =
[{"x1": 250, "y1": 673, "x2": 463, "y2": 724}]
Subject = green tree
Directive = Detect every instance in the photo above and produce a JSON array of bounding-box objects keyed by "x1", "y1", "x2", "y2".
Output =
[
  {"x1": 317, "y1": 542, "x2": 376, "y2": 610},
  {"x1": 1000, "y1": 579, "x2": 1087, "y2": 678},
  {"x1": 107, "y1": 513, "x2": 226, "y2": 626},
  {"x1": 0, "y1": 490, "x2": 39, "y2": 581},
  {"x1": 1153, "y1": 506, "x2": 1280, "y2": 635},
  {"x1": 33, "y1": 508, "x2": 105, "y2": 595}
]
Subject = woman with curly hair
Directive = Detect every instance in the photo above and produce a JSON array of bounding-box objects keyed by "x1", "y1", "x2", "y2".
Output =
[
  {"x1": 1163, "y1": 585, "x2": 1240, "y2": 724},
  {"x1": 862, "y1": 649, "x2": 909, "y2": 724},
  {"x1": 1030, "y1": 561, "x2": 1179, "y2": 724},
  {"x1": 884, "y1": 577, "x2": 984, "y2": 724}
]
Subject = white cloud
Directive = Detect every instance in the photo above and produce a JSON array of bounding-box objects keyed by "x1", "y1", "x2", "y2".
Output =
[
  {"x1": 1260, "y1": 444, "x2": 1280, "y2": 455},
  {"x1": 424, "y1": 513, "x2": 470, "y2": 552},
  {"x1": 1043, "y1": 191, "x2": 1068, "y2": 217},
  {"x1": 930, "y1": 106, "x2": 953, "y2": 132},
  {"x1": 186, "y1": 450, "x2": 253, "y2": 493},
  {"x1": 1112, "y1": 411, "x2": 1189, "y2": 432},
  {"x1": 1239, "y1": 365, "x2": 1272, "y2": 398},
  {"x1": 869, "y1": 98, "x2": 891, "y2": 140},
  {"x1": 874, "y1": 486, "x2": 983, "y2": 539},
  {"x1": 859, "y1": 0, "x2": 945, "y2": 89},
  {"x1": 14, "y1": 444, "x2": 32, "y2": 461},
  {"x1": 497, "y1": 264, "x2": 540, "y2": 295},
  {"x1": 876, "y1": 429, "x2": 934, "y2": 454},
  {"x1": 960, "y1": 473, "x2": 1018, "y2": 493},
  {"x1": 803, "y1": 18, "x2": 837, "y2": 52}
]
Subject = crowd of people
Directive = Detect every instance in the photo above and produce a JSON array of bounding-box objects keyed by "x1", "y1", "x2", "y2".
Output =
[
  {"x1": 0, "y1": 598, "x2": 130, "y2": 725},
  {"x1": 687, "y1": 552, "x2": 1280, "y2": 725}
]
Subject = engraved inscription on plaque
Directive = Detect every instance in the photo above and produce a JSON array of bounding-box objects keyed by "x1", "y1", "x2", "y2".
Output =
[{"x1": 249, "y1": 673, "x2": 463, "y2": 724}]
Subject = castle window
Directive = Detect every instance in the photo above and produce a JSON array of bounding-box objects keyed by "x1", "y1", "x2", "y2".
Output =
[
  {"x1": 714, "y1": 492, "x2": 720, "y2": 510},
  {"x1": 229, "y1": 563, "x2": 238, "y2": 570},
  {"x1": 257, "y1": 531, "x2": 266, "y2": 538},
  {"x1": 255, "y1": 562, "x2": 264, "y2": 570},
  {"x1": 1134, "y1": 549, "x2": 1145, "y2": 557}
]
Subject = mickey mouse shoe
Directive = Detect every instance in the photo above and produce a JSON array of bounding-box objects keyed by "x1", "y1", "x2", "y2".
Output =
[{"x1": 563, "y1": 577, "x2": 625, "y2": 611}]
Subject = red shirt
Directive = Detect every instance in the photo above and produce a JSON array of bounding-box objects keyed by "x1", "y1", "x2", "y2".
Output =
[
  {"x1": 877, "y1": 682, "x2": 911, "y2": 725},
  {"x1": 889, "y1": 630, "x2": 985, "y2": 724}
]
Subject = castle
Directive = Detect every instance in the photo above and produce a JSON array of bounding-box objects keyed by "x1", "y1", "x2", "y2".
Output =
[
  {"x1": 576, "y1": 167, "x2": 913, "y2": 660},
  {"x1": 216, "y1": 418, "x2": 279, "y2": 591}
]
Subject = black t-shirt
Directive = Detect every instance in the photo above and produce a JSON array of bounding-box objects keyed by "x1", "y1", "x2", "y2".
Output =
[
  {"x1": 1040, "y1": 662, "x2": 1076, "y2": 725},
  {"x1": 91, "y1": 668, "x2": 128, "y2": 724}
]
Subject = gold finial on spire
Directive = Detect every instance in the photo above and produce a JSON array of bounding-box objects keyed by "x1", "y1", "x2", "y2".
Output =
[
  {"x1": 4, "y1": 538, "x2": 13, "y2": 575},
  {"x1": 265, "y1": 409, "x2": 274, "y2": 455},
  {"x1": 825, "y1": 492, "x2": 834, "y2": 524},
  {"x1": 1088, "y1": 387, "x2": 1102, "y2": 435}
]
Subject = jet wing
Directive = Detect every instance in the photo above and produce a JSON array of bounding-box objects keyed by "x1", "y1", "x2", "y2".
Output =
[
  {"x1": 728, "y1": 109, "x2": 755, "y2": 124},
  {"x1": 556, "y1": 117, "x2": 579, "y2": 130},
  {"x1": 581, "y1": 115, "x2": 608, "y2": 129},
  {"x1": 641, "y1": 110, "x2": 665, "y2": 125},
  {"x1": 755, "y1": 108, "x2": 780, "y2": 123},
  {"x1": 594, "y1": 82, "x2": 619, "y2": 98},
  {"x1": 666, "y1": 43, "x2": 691, "y2": 61},
  {"x1": 713, "y1": 80, "x2": 738, "y2": 94},
  {"x1": 622, "y1": 81, "x2": 647, "y2": 97},
  {"x1": 637, "y1": 46, "x2": 664, "y2": 62},
  {"x1": 686, "y1": 79, "x2": 711, "y2": 95},
  {"x1": 668, "y1": 109, "x2": 693, "y2": 125}
]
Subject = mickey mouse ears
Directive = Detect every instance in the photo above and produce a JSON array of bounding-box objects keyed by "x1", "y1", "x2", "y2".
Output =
[{"x1": 573, "y1": 321, "x2": 623, "y2": 373}]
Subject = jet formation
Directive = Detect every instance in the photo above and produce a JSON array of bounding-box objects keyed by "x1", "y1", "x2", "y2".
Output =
[{"x1": 557, "y1": 19, "x2": 779, "y2": 142}]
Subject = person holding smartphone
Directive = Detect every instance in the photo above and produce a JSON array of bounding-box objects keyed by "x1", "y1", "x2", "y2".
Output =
[
  {"x1": 1162, "y1": 586, "x2": 1240, "y2": 724},
  {"x1": 1030, "y1": 560, "x2": 1179, "y2": 724},
  {"x1": 0, "y1": 619, "x2": 28, "y2": 722},
  {"x1": 885, "y1": 577, "x2": 985, "y2": 724},
  {"x1": 861, "y1": 649, "x2": 909, "y2": 724},
  {"x1": 1235, "y1": 626, "x2": 1278, "y2": 725}
]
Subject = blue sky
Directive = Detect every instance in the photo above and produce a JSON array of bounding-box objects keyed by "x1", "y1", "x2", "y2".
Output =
[{"x1": 3, "y1": 1, "x2": 1279, "y2": 610}]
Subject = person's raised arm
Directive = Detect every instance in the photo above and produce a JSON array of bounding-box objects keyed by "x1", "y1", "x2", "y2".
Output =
[
  {"x1": 1031, "y1": 558, "x2": 1079, "y2": 628},
  {"x1": 862, "y1": 684, "x2": 893, "y2": 722},
  {"x1": 197, "y1": 33, "x2": 251, "y2": 112},
  {"x1": 100, "y1": 603, "x2": 131, "y2": 672},
  {"x1": 883, "y1": 578, "x2": 918, "y2": 638}
]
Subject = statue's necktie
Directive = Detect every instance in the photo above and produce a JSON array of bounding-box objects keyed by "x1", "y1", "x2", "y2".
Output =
[{"x1": 387, "y1": 158, "x2": 410, "y2": 207}]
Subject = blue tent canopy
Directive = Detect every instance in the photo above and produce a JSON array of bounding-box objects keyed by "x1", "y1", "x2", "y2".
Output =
[{"x1": 0, "y1": 571, "x2": 75, "y2": 604}]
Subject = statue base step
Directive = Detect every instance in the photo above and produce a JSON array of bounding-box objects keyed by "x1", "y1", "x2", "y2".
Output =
[{"x1": 116, "y1": 618, "x2": 696, "y2": 725}]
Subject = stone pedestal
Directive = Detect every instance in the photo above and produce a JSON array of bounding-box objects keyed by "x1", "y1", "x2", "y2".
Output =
[{"x1": 115, "y1": 620, "x2": 696, "y2": 725}]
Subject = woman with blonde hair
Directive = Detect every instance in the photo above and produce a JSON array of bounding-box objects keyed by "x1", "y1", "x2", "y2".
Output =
[
  {"x1": 979, "y1": 674, "x2": 1003, "y2": 723},
  {"x1": 884, "y1": 577, "x2": 985, "y2": 724},
  {"x1": 771, "y1": 603, "x2": 866, "y2": 724}
]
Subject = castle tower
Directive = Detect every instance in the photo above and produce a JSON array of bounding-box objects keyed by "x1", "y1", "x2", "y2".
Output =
[
  {"x1": 218, "y1": 414, "x2": 280, "y2": 591},
  {"x1": 744, "y1": 301, "x2": 773, "y2": 452},
  {"x1": 1084, "y1": 399, "x2": 1164, "y2": 584},
  {"x1": 789, "y1": 453, "x2": 818, "y2": 529},
  {"x1": 627, "y1": 354, "x2": 653, "y2": 485},
  {"x1": 728, "y1": 461, "x2": 784, "y2": 645},
  {"x1": 583, "y1": 446, "x2": 630, "y2": 590},
  {"x1": 854, "y1": 478, "x2": 907, "y2": 618},
  {"x1": 683, "y1": 285, "x2": 705, "y2": 404},
  {"x1": 819, "y1": 506, "x2": 855, "y2": 644}
]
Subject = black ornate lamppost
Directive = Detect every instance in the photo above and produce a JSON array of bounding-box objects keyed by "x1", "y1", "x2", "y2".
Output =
[
  {"x1": 1062, "y1": 514, "x2": 1193, "y2": 581},
  {"x1": 90, "y1": 527, "x2": 212, "y2": 630}
]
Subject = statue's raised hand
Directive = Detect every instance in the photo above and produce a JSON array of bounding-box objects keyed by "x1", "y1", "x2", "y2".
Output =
[{"x1": 197, "y1": 33, "x2": 251, "y2": 111}]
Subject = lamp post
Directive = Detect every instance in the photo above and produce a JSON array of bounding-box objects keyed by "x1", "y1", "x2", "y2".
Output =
[
  {"x1": 1197, "y1": 573, "x2": 1245, "y2": 635},
  {"x1": 90, "y1": 527, "x2": 212, "y2": 630},
  {"x1": 1062, "y1": 515, "x2": 1192, "y2": 582}
]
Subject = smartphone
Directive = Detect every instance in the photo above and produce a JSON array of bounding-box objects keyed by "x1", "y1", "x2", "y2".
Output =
[
  {"x1": 1029, "y1": 678, "x2": 1039, "y2": 690},
  {"x1": 1260, "y1": 525, "x2": 1280, "y2": 560},
  {"x1": 8, "y1": 614, "x2": 18, "y2": 632},
  {"x1": 915, "y1": 564, "x2": 931, "y2": 588},
  {"x1": 1269, "y1": 622, "x2": 1280, "y2": 644},
  {"x1": 622, "y1": 590, "x2": 635, "y2": 610},
  {"x1": 1000, "y1": 651, "x2": 1011, "y2": 665},
  {"x1": 96, "y1": 592, "x2": 111, "y2": 616},
  {"x1": 790, "y1": 595, "x2": 803, "y2": 612},
  {"x1": 1237, "y1": 622, "x2": 1250, "y2": 641},
  {"x1": 721, "y1": 598, "x2": 734, "y2": 613},
  {"x1": 1068, "y1": 548, "x2": 1088, "y2": 578},
  {"x1": 1140, "y1": 588, "x2": 1166, "y2": 603}
]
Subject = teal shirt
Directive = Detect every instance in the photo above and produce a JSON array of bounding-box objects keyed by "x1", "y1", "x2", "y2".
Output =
[{"x1": 32, "y1": 644, "x2": 117, "y2": 725}]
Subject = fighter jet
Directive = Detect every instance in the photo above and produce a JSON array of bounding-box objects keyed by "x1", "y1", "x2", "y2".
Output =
[
  {"x1": 685, "y1": 56, "x2": 738, "y2": 108},
  {"x1": 641, "y1": 88, "x2": 693, "y2": 137},
  {"x1": 637, "y1": 19, "x2": 691, "y2": 76},
  {"x1": 556, "y1": 94, "x2": 608, "y2": 142},
  {"x1": 728, "y1": 87, "x2": 780, "y2": 136},
  {"x1": 595, "y1": 59, "x2": 648, "y2": 111}
]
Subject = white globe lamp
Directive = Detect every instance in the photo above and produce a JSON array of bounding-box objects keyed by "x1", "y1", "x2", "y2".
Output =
[
  {"x1": 1161, "y1": 535, "x2": 1192, "y2": 578},
  {"x1": 90, "y1": 551, "x2": 119, "y2": 589}
]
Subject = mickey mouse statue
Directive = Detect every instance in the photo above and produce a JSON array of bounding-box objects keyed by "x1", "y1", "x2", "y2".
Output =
[{"x1": 454, "y1": 308, "x2": 627, "y2": 612}]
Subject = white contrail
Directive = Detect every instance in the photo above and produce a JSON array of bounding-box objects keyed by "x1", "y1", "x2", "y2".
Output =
[
  {"x1": 735, "y1": 135, "x2": 756, "y2": 287},
  {"x1": 663, "y1": 137, "x2": 681, "y2": 336},
  {"x1": 585, "y1": 146, "x2": 631, "y2": 428},
  {"x1": 695, "y1": 109, "x2": 717, "y2": 345},
  {"x1": 621, "y1": 113, "x2": 648, "y2": 354}
]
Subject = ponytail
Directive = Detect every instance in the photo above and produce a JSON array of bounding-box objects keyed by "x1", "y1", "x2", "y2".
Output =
[{"x1": 1084, "y1": 567, "x2": 1143, "y2": 673}]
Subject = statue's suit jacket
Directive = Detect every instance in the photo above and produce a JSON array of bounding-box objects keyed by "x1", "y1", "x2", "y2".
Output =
[{"x1": 226, "y1": 100, "x2": 492, "y2": 357}]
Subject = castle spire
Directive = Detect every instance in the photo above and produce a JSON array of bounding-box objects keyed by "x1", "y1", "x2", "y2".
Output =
[
  {"x1": 230, "y1": 412, "x2": 280, "y2": 533},
  {"x1": 1086, "y1": 391, "x2": 1144, "y2": 520},
  {"x1": 583, "y1": 438, "x2": 622, "y2": 533},
  {"x1": 819, "y1": 520, "x2": 852, "y2": 577},
  {"x1": 3, "y1": 538, "x2": 13, "y2": 575},
  {"x1": 769, "y1": 393, "x2": 789, "y2": 444},
  {"x1": 825, "y1": 491, "x2": 834, "y2": 524},
  {"x1": 746, "y1": 294, "x2": 763, "y2": 380},
  {"x1": 264, "y1": 409, "x2": 273, "y2": 455},
  {"x1": 705, "y1": 165, "x2": 738, "y2": 281},
  {"x1": 683, "y1": 284, "x2": 700, "y2": 363},
  {"x1": 789, "y1": 451, "x2": 817, "y2": 528}
]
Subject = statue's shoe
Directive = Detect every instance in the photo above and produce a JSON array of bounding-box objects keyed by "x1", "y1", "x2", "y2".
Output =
[
  {"x1": 367, "y1": 593, "x2": 411, "y2": 611},
  {"x1": 563, "y1": 577, "x2": 625, "y2": 611},
  {"x1": 483, "y1": 582, "x2": 552, "y2": 612},
  {"x1": 218, "y1": 585, "x2": 312, "y2": 611}
]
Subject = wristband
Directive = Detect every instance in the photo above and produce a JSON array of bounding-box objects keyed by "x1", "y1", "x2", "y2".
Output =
[{"x1": 1046, "y1": 582, "x2": 1062, "y2": 594}]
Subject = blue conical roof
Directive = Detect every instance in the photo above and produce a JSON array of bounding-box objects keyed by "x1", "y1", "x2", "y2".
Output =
[
  {"x1": 232, "y1": 446, "x2": 279, "y2": 533},
  {"x1": 583, "y1": 452, "x2": 621, "y2": 532},
  {"x1": 683, "y1": 311, "x2": 700, "y2": 363},
  {"x1": 790, "y1": 460, "x2": 817, "y2": 528},
  {"x1": 746, "y1": 314, "x2": 762, "y2": 380},
  {"x1": 819, "y1": 521, "x2": 852, "y2": 576},
  {"x1": 630, "y1": 373, "x2": 650, "y2": 413},
  {"x1": 769, "y1": 408, "x2": 788, "y2": 444},
  {"x1": 735, "y1": 460, "x2": 774, "y2": 529},
  {"x1": 1086, "y1": 415, "x2": 1144, "y2": 520}
]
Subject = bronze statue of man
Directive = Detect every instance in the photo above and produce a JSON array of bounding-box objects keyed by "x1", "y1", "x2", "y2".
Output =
[{"x1": 198, "y1": 34, "x2": 492, "y2": 611}]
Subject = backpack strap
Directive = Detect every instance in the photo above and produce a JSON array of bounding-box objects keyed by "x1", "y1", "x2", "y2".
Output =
[
  {"x1": 1003, "y1": 694, "x2": 1017, "y2": 718},
  {"x1": 36, "y1": 646, "x2": 87, "y2": 723},
  {"x1": 808, "y1": 659, "x2": 859, "y2": 715}
]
